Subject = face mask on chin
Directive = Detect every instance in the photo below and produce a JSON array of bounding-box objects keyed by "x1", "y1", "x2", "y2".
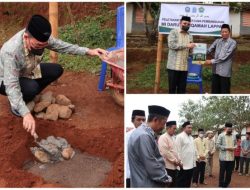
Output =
[
  {"x1": 30, "y1": 47, "x2": 44, "y2": 56},
  {"x1": 181, "y1": 25, "x2": 190, "y2": 32}
]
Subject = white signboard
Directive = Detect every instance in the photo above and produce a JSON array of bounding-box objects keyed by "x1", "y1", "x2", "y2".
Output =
[{"x1": 158, "y1": 3, "x2": 230, "y2": 36}]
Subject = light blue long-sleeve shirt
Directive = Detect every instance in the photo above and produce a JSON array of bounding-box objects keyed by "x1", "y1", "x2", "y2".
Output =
[{"x1": 207, "y1": 37, "x2": 237, "y2": 78}]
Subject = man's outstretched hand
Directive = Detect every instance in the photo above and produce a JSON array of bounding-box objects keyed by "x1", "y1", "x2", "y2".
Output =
[
  {"x1": 205, "y1": 60, "x2": 212, "y2": 65},
  {"x1": 87, "y1": 48, "x2": 109, "y2": 59},
  {"x1": 23, "y1": 112, "x2": 36, "y2": 137}
]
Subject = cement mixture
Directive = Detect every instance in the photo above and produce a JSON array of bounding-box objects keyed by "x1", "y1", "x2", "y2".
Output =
[{"x1": 24, "y1": 150, "x2": 112, "y2": 187}]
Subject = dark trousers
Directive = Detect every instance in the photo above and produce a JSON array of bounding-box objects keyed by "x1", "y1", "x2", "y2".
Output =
[
  {"x1": 193, "y1": 161, "x2": 206, "y2": 184},
  {"x1": 167, "y1": 69, "x2": 188, "y2": 94},
  {"x1": 240, "y1": 157, "x2": 250, "y2": 174},
  {"x1": 176, "y1": 168, "x2": 193, "y2": 187},
  {"x1": 0, "y1": 63, "x2": 63, "y2": 102},
  {"x1": 219, "y1": 161, "x2": 234, "y2": 187},
  {"x1": 126, "y1": 178, "x2": 130, "y2": 188},
  {"x1": 211, "y1": 74, "x2": 231, "y2": 94},
  {"x1": 166, "y1": 168, "x2": 178, "y2": 187},
  {"x1": 234, "y1": 156, "x2": 240, "y2": 171}
]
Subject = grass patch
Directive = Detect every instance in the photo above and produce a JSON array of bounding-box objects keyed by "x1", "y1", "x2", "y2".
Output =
[
  {"x1": 127, "y1": 62, "x2": 167, "y2": 90},
  {"x1": 127, "y1": 61, "x2": 250, "y2": 93},
  {"x1": 236, "y1": 45, "x2": 250, "y2": 51},
  {"x1": 231, "y1": 63, "x2": 250, "y2": 90}
]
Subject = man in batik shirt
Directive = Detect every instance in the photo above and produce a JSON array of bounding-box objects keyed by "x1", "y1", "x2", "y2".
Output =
[{"x1": 0, "y1": 15, "x2": 107, "y2": 137}]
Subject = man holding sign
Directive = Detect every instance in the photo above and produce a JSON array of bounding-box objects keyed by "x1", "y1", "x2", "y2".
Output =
[
  {"x1": 205, "y1": 24, "x2": 237, "y2": 94},
  {"x1": 167, "y1": 16, "x2": 196, "y2": 94}
]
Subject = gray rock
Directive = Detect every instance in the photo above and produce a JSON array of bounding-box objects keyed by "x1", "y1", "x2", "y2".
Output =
[
  {"x1": 57, "y1": 137, "x2": 69, "y2": 149},
  {"x1": 31, "y1": 136, "x2": 73, "y2": 163}
]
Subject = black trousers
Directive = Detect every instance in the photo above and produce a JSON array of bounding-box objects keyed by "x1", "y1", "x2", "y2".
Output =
[
  {"x1": 126, "y1": 178, "x2": 130, "y2": 188},
  {"x1": 211, "y1": 74, "x2": 231, "y2": 94},
  {"x1": 0, "y1": 63, "x2": 63, "y2": 102},
  {"x1": 240, "y1": 157, "x2": 250, "y2": 174},
  {"x1": 193, "y1": 161, "x2": 206, "y2": 184},
  {"x1": 167, "y1": 69, "x2": 188, "y2": 94},
  {"x1": 166, "y1": 168, "x2": 178, "y2": 187},
  {"x1": 176, "y1": 168, "x2": 194, "y2": 187},
  {"x1": 234, "y1": 156, "x2": 240, "y2": 171},
  {"x1": 219, "y1": 161, "x2": 234, "y2": 187}
]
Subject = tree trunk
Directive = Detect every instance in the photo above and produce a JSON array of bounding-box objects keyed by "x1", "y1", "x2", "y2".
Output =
[{"x1": 49, "y1": 2, "x2": 58, "y2": 63}]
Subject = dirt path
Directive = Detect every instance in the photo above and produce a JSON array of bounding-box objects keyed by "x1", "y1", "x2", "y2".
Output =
[
  {"x1": 0, "y1": 71, "x2": 124, "y2": 187},
  {"x1": 194, "y1": 151, "x2": 250, "y2": 188}
]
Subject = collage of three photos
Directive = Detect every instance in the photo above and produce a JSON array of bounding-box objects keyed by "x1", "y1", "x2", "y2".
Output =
[{"x1": 0, "y1": 1, "x2": 250, "y2": 188}]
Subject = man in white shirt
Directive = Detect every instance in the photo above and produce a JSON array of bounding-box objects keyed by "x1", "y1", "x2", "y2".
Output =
[
  {"x1": 176, "y1": 121, "x2": 196, "y2": 187},
  {"x1": 158, "y1": 121, "x2": 182, "y2": 187},
  {"x1": 125, "y1": 110, "x2": 146, "y2": 187}
]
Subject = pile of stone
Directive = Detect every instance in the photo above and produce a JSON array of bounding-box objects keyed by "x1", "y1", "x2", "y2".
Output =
[
  {"x1": 27, "y1": 91, "x2": 75, "y2": 121},
  {"x1": 30, "y1": 136, "x2": 75, "y2": 163}
]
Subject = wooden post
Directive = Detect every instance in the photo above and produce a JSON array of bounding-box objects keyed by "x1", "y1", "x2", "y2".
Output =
[
  {"x1": 154, "y1": 33, "x2": 164, "y2": 93},
  {"x1": 49, "y1": 2, "x2": 58, "y2": 63}
]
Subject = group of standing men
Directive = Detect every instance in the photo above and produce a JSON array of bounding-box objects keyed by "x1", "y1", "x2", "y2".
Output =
[{"x1": 126, "y1": 106, "x2": 248, "y2": 188}]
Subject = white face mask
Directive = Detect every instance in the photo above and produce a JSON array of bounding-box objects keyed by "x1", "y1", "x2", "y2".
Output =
[{"x1": 199, "y1": 134, "x2": 204, "y2": 138}]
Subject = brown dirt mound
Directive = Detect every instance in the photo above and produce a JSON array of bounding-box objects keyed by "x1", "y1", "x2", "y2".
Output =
[{"x1": 0, "y1": 71, "x2": 124, "y2": 187}]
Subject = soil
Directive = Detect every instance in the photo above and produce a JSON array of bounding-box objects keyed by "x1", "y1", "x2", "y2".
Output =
[
  {"x1": 24, "y1": 150, "x2": 112, "y2": 187},
  {"x1": 0, "y1": 71, "x2": 124, "y2": 187},
  {"x1": 193, "y1": 151, "x2": 250, "y2": 188}
]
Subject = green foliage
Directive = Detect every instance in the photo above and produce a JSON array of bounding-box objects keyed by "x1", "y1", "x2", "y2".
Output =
[
  {"x1": 43, "y1": 9, "x2": 116, "y2": 73},
  {"x1": 148, "y1": 2, "x2": 160, "y2": 18},
  {"x1": 179, "y1": 96, "x2": 250, "y2": 132},
  {"x1": 229, "y1": 2, "x2": 250, "y2": 12},
  {"x1": 232, "y1": 64, "x2": 250, "y2": 90},
  {"x1": 202, "y1": 67, "x2": 212, "y2": 81},
  {"x1": 127, "y1": 62, "x2": 167, "y2": 90},
  {"x1": 59, "y1": 16, "x2": 115, "y2": 49}
]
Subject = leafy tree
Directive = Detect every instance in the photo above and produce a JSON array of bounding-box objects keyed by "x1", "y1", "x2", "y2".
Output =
[
  {"x1": 229, "y1": 2, "x2": 250, "y2": 12},
  {"x1": 136, "y1": 2, "x2": 160, "y2": 44},
  {"x1": 179, "y1": 96, "x2": 250, "y2": 133}
]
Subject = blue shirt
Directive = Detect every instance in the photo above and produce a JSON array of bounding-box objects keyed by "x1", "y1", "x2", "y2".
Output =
[
  {"x1": 240, "y1": 139, "x2": 250, "y2": 158},
  {"x1": 128, "y1": 123, "x2": 171, "y2": 187}
]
